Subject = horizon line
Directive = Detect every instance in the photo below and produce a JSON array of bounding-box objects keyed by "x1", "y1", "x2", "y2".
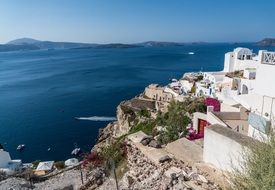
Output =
[{"x1": 3, "y1": 37, "x2": 268, "y2": 45}]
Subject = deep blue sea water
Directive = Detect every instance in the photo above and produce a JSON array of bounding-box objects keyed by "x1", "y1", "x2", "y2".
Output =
[{"x1": 1, "y1": 44, "x2": 274, "y2": 162}]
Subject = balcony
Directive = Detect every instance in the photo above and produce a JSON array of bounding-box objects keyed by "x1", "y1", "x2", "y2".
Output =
[{"x1": 262, "y1": 52, "x2": 275, "y2": 65}]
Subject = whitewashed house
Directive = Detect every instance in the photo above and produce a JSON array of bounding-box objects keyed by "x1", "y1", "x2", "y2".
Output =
[
  {"x1": 223, "y1": 48, "x2": 258, "y2": 72},
  {"x1": 0, "y1": 146, "x2": 22, "y2": 175},
  {"x1": 200, "y1": 48, "x2": 275, "y2": 171},
  {"x1": 195, "y1": 72, "x2": 226, "y2": 97},
  {"x1": 222, "y1": 50, "x2": 275, "y2": 140}
]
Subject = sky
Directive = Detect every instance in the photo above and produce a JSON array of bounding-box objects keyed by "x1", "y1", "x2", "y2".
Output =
[{"x1": 0, "y1": 0, "x2": 275, "y2": 44}]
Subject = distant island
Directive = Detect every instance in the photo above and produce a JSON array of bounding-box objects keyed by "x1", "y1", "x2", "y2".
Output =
[
  {"x1": 257, "y1": 38, "x2": 275, "y2": 46},
  {"x1": 0, "y1": 37, "x2": 274, "y2": 52},
  {"x1": 0, "y1": 38, "x2": 187, "y2": 52}
]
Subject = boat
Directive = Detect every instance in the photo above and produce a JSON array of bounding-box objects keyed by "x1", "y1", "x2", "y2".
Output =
[
  {"x1": 47, "y1": 148, "x2": 51, "y2": 151},
  {"x1": 71, "y1": 148, "x2": 81, "y2": 156},
  {"x1": 17, "y1": 144, "x2": 25, "y2": 151},
  {"x1": 188, "y1": 52, "x2": 195, "y2": 55}
]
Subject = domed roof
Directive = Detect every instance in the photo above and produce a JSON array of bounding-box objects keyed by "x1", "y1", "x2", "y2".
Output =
[{"x1": 234, "y1": 47, "x2": 253, "y2": 55}]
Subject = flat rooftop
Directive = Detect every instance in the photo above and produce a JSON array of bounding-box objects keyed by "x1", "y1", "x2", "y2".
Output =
[{"x1": 207, "y1": 124, "x2": 255, "y2": 146}]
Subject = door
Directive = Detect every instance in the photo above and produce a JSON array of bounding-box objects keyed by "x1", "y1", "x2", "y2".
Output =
[{"x1": 198, "y1": 119, "x2": 207, "y2": 135}]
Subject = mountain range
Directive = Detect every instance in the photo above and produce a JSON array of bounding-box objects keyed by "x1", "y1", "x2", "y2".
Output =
[
  {"x1": 0, "y1": 38, "x2": 191, "y2": 52},
  {"x1": 0, "y1": 37, "x2": 274, "y2": 52}
]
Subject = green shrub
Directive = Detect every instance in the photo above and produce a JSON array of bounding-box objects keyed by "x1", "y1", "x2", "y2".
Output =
[
  {"x1": 32, "y1": 160, "x2": 41, "y2": 169},
  {"x1": 157, "y1": 115, "x2": 191, "y2": 144},
  {"x1": 130, "y1": 120, "x2": 155, "y2": 135},
  {"x1": 156, "y1": 100, "x2": 191, "y2": 144},
  {"x1": 137, "y1": 109, "x2": 151, "y2": 118}
]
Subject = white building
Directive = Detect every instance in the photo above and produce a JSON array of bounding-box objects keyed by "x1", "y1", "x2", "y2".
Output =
[
  {"x1": 0, "y1": 148, "x2": 22, "y2": 175},
  {"x1": 195, "y1": 72, "x2": 226, "y2": 97},
  {"x1": 226, "y1": 50, "x2": 275, "y2": 141},
  {"x1": 35, "y1": 161, "x2": 54, "y2": 176},
  {"x1": 223, "y1": 48, "x2": 258, "y2": 72},
  {"x1": 198, "y1": 48, "x2": 275, "y2": 172}
]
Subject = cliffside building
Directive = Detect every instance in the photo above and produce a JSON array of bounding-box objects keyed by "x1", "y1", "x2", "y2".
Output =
[
  {"x1": 0, "y1": 146, "x2": 22, "y2": 175},
  {"x1": 223, "y1": 48, "x2": 258, "y2": 73}
]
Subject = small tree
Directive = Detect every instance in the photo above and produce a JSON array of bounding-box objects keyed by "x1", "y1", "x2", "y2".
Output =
[
  {"x1": 229, "y1": 131, "x2": 275, "y2": 189},
  {"x1": 156, "y1": 100, "x2": 191, "y2": 144}
]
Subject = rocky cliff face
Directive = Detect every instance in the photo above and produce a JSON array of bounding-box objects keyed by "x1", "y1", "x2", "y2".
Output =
[
  {"x1": 94, "y1": 97, "x2": 156, "y2": 149},
  {"x1": 113, "y1": 102, "x2": 136, "y2": 137}
]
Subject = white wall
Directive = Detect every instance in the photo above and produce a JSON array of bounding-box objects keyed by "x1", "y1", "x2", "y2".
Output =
[
  {"x1": 234, "y1": 94, "x2": 275, "y2": 120},
  {"x1": 240, "y1": 78, "x2": 256, "y2": 94},
  {"x1": 223, "y1": 52, "x2": 234, "y2": 72},
  {"x1": 234, "y1": 59, "x2": 258, "y2": 71},
  {"x1": 254, "y1": 63, "x2": 275, "y2": 97},
  {"x1": 203, "y1": 127, "x2": 246, "y2": 171},
  {"x1": 0, "y1": 150, "x2": 11, "y2": 168}
]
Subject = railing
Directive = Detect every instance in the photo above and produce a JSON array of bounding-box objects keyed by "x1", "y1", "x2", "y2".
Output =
[{"x1": 262, "y1": 52, "x2": 275, "y2": 65}]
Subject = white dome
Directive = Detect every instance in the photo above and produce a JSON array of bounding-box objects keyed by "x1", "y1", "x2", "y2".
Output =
[{"x1": 234, "y1": 47, "x2": 252, "y2": 56}]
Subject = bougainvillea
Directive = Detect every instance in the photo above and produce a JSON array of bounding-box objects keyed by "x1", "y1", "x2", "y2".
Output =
[
  {"x1": 82, "y1": 151, "x2": 104, "y2": 167},
  {"x1": 186, "y1": 127, "x2": 204, "y2": 140},
  {"x1": 204, "y1": 97, "x2": 220, "y2": 112}
]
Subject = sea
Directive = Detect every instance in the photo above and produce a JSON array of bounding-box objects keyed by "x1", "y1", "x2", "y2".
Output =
[{"x1": 1, "y1": 43, "x2": 274, "y2": 163}]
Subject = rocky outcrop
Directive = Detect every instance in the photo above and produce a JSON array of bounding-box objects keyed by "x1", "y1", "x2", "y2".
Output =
[
  {"x1": 79, "y1": 168, "x2": 106, "y2": 190},
  {"x1": 93, "y1": 97, "x2": 156, "y2": 151},
  {"x1": 113, "y1": 103, "x2": 135, "y2": 137},
  {"x1": 113, "y1": 98, "x2": 155, "y2": 137},
  {"x1": 117, "y1": 140, "x2": 221, "y2": 190}
]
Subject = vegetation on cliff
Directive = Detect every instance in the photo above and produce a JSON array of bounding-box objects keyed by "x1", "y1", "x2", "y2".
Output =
[
  {"x1": 129, "y1": 98, "x2": 206, "y2": 144},
  {"x1": 130, "y1": 120, "x2": 156, "y2": 135},
  {"x1": 156, "y1": 100, "x2": 192, "y2": 144},
  {"x1": 230, "y1": 131, "x2": 275, "y2": 190}
]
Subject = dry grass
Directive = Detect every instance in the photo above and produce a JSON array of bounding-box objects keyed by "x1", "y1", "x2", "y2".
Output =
[{"x1": 229, "y1": 131, "x2": 275, "y2": 190}]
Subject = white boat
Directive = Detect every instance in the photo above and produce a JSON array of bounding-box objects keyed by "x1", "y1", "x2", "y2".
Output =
[
  {"x1": 188, "y1": 52, "x2": 195, "y2": 55},
  {"x1": 71, "y1": 148, "x2": 81, "y2": 155},
  {"x1": 17, "y1": 144, "x2": 25, "y2": 151}
]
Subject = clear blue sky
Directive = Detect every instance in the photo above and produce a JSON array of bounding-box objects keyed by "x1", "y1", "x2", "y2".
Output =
[{"x1": 0, "y1": 0, "x2": 275, "y2": 43}]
